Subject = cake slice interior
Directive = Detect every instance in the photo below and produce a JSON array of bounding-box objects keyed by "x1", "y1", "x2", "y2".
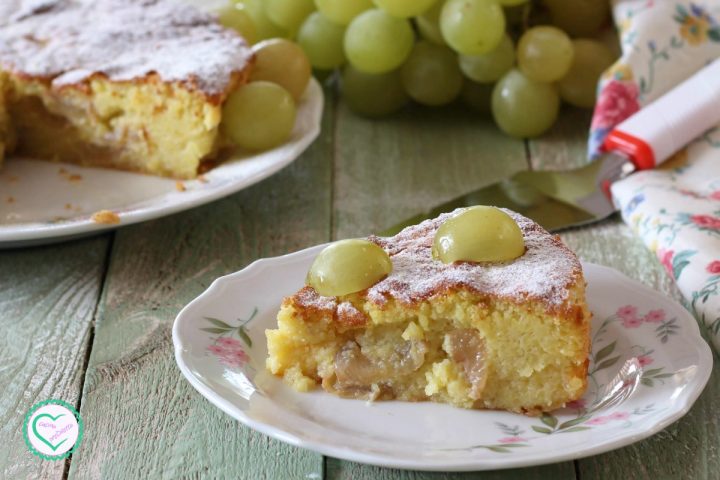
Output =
[
  {"x1": 5, "y1": 75, "x2": 239, "y2": 179},
  {"x1": 267, "y1": 210, "x2": 591, "y2": 414}
]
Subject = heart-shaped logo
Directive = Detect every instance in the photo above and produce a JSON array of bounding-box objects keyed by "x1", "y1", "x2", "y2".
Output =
[
  {"x1": 24, "y1": 399, "x2": 83, "y2": 460},
  {"x1": 32, "y1": 413, "x2": 67, "y2": 452}
]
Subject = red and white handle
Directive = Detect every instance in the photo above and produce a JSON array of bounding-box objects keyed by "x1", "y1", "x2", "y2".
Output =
[{"x1": 602, "y1": 58, "x2": 720, "y2": 170}]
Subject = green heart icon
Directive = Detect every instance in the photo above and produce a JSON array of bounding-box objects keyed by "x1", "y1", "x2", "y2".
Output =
[{"x1": 32, "y1": 413, "x2": 68, "y2": 452}]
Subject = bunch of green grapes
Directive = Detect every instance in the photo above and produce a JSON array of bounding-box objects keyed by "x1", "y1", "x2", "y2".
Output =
[{"x1": 216, "y1": 0, "x2": 618, "y2": 140}]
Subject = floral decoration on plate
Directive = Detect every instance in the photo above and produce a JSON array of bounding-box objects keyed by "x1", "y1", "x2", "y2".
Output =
[{"x1": 173, "y1": 244, "x2": 712, "y2": 471}]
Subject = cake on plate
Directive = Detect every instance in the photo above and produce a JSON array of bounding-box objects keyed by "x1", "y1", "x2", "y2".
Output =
[
  {"x1": 0, "y1": 0, "x2": 254, "y2": 179},
  {"x1": 266, "y1": 207, "x2": 591, "y2": 414}
]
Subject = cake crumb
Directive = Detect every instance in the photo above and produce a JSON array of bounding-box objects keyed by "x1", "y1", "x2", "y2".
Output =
[
  {"x1": 58, "y1": 168, "x2": 82, "y2": 182},
  {"x1": 6, "y1": 196, "x2": 15, "y2": 204},
  {"x1": 2, "y1": 174, "x2": 19, "y2": 183},
  {"x1": 91, "y1": 210, "x2": 121, "y2": 225},
  {"x1": 175, "y1": 181, "x2": 186, "y2": 192},
  {"x1": 65, "y1": 203, "x2": 73, "y2": 210},
  {"x1": 197, "y1": 175, "x2": 208, "y2": 183}
]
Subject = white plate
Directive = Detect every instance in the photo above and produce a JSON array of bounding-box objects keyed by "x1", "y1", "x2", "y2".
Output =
[
  {"x1": 0, "y1": 79, "x2": 323, "y2": 248},
  {"x1": 172, "y1": 244, "x2": 712, "y2": 471}
]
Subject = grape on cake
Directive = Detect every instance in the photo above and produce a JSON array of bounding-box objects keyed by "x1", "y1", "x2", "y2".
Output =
[
  {"x1": 0, "y1": 0, "x2": 254, "y2": 179},
  {"x1": 266, "y1": 207, "x2": 591, "y2": 415}
]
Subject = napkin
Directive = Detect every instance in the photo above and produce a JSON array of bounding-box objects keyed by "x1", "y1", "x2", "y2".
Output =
[{"x1": 591, "y1": 0, "x2": 720, "y2": 350}]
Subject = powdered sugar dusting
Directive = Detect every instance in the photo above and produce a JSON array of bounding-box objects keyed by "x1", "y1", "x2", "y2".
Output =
[
  {"x1": 292, "y1": 209, "x2": 583, "y2": 314},
  {"x1": 337, "y1": 301, "x2": 359, "y2": 317},
  {"x1": 337, "y1": 301, "x2": 369, "y2": 327},
  {"x1": 0, "y1": 0, "x2": 253, "y2": 96},
  {"x1": 366, "y1": 209, "x2": 582, "y2": 308},
  {"x1": 293, "y1": 286, "x2": 337, "y2": 312}
]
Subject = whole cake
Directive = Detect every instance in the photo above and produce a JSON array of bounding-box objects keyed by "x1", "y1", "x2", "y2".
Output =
[
  {"x1": 0, "y1": 0, "x2": 254, "y2": 178},
  {"x1": 266, "y1": 208, "x2": 591, "y2": 414}
]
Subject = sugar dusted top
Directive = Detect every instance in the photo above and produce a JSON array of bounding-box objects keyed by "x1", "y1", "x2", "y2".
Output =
[
  {"x1": 292, "y1": 209, "x2": 583, "y2": 314},
  {"x1": 0, "y1": 0, "x2": 253, "y2": 98}
]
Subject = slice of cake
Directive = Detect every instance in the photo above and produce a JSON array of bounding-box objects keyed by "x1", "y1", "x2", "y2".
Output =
[
  {"x1": 0, "y1": 0, "x2": 254, "y2": 179},
  {"x1": 266, "y1": 208, "x2": 591, "y2": 414}
]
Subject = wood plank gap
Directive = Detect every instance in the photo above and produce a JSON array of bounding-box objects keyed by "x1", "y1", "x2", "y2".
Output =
[
  {"x1": 523, "y1": 139, "x2": 533, "y2": 172},
  {"x1": 573, "y1": 460, "x2": 581, "y2": 480},
  {"x1": 62, "y1": 232, "x2": 116, "y2": 480}
]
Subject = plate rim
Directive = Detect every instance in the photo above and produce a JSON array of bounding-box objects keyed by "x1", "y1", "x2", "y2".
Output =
[
  {"x1": 172, "y1": 245, "x2": 713, "y2": 471},
  {"x1": 0, "y1": 79, "x2": 323, "y2": 246}
]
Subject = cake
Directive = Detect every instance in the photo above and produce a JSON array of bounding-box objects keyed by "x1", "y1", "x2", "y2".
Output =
[
  {"x1": 266, "y1": 209, "x2": 591, "y2": 414},
  {"x1": 0, "y1": 71, "x2": 14, "y2": 168},
  {"x1": 0, "y1": 0, "x2": 254, "y2": 179}
]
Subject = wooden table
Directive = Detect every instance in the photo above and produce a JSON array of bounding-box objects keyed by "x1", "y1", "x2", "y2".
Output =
[{"x1": 2, "y1": 90, "x2": 717, "y2": 480}]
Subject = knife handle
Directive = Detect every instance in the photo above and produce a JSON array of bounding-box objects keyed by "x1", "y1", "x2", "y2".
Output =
[{"x1": 602, "y1": 58, "x2": 720, "y2": 170}]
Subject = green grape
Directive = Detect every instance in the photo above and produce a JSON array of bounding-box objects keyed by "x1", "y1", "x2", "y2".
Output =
[
  {"x1": 222, "y1": 81, "x2": 297, "y2": 151},
  {"x1": 249, "y1": 39, "x2": 311, "y2": 100},
  {"x1": 306, "y1": 239, "x2": 392, "y2": 296},
  {"x1": 315, "y1": 0, "x2": 373, "y2": 26},
  {"x1": 558, "y1": 39, "x2": 614, "y2": 108},
  {"x1": 491, "y1": 69, "x2": 559, "y2": 138},
  {"x1": 460, "y1": 79, "x2": 493, "y2": 114},
  {"x1": 415, "y1": 1, "x2": 445, "y2": 45},
  {"x1": 341, "y1": 65, "x2": 409, "y2": 116},
  {"x1": 240, "y1": 0, "x2": 289, "y2": 41},
  {"x1": 432, "y1": 206, "x2": 525, "y2": 264},
  {"x1": 344, "y1": 9, "x2": 414, "y2": 73},
  {"x1": 216, "y1": 3, "x2": 257, "y2": 44},
  {"x1": 458, "y1": 34, "x2": 514, "y2": 83},
  {"x1": 517, "y1": 26, "x2": 574, "y2": 82},
  {"x1": 544, "y1": 0, "x2": 609, "y2": 37},
  {"x1": 373, "y1": 0, "x2": 438, "y2": 18},
  {"x1": 440, "y1": 0, "x2": 505, "y2": 56},
  {"x1": 401, "y1": 41, "x2": 462, "y2": 106},
  {"x1": 298, "y1": 12, "x2": 346, "y2": 69},
  {"x1": 263, "y1": 0, "x2": 315, "y2": 31}
]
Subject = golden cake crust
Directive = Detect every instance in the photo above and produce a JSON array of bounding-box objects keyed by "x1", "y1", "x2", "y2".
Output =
[
  {"x1": 0, "y1": 0, "x2": 254, "y2": 104},
  {"x1": 291, "y1": 209, "x2": 586, "y2": 320}
]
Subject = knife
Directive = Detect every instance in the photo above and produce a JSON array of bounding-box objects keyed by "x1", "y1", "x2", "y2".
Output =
[{"x1": 382, "y1": 58, "x2": 720, "y2": 235}]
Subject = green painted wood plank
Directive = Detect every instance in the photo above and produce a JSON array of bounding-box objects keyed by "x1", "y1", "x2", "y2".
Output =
[
  {"x1": 67, "y1": 93, "x2": 336, "y2": 480},
  {"x1": 561, "y1": 220, "x2": 720, "y2": 480},
  {"x1": 325, "y1": 458, "x2": 576, "y2": 480},
  {"x1": 332, "y1": 101, "x2": 528, "y2": 239},
  {"x1": 0, "y1": 236, "x2": 110, "y2": 480}
]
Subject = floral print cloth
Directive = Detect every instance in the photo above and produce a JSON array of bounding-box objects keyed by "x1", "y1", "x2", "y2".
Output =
[
  {"x1": 612, "y1": 137, "x2": 720, "y2": 349},
  {"x1": 590, "y1": 1, "x2": 720, "y2": 157},
  {"x1": 596, "y1": 1, "x2": 720, "y2": 350}
]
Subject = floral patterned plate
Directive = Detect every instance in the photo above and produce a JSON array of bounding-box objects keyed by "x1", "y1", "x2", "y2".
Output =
[{"x1": 172, "y1": 244, "x2": 712, "y2": 471}]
